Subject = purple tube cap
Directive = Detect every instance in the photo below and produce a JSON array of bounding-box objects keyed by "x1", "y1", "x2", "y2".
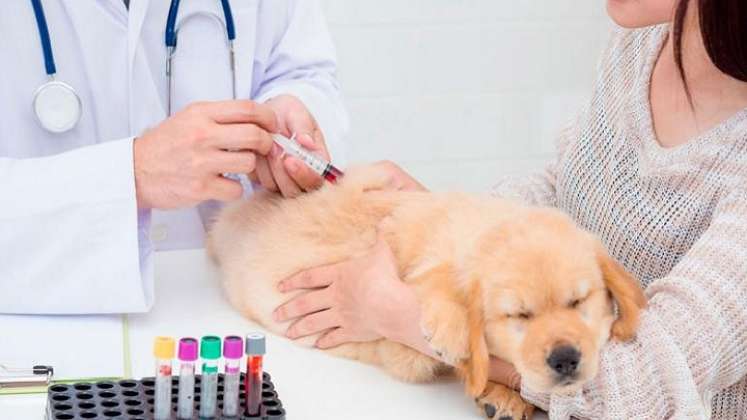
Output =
[
  {"x1": 178, "y1": 337, "x2": 199, "y2": 361},
  {"x1": 223, "y1": 335, "x2": 243, "y2": 359}
]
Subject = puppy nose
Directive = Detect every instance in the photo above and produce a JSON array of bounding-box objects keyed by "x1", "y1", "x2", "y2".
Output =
[{"x1": 547, "y1": 345, "x2": 581, "y2": 377}]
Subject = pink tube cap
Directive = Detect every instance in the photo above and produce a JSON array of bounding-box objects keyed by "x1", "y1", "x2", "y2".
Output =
[
  {"x1": 223, "y1": 336, "x2": 243, "y2": 359},
  {"x1": 178, "y1": 337, "x2": 198, "y2": 361}
]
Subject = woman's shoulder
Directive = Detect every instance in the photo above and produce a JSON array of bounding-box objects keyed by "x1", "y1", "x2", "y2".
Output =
[{"x1": 596, "y1": 24, "x2": 668, "y2": 80}]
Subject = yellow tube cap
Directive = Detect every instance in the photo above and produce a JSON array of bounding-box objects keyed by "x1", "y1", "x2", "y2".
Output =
[{"x1": 153, "y1": 336, "x2": 176, "y2": 359}]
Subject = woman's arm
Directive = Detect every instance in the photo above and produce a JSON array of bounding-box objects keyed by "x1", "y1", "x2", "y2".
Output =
[{"x1": 521, "y1": 189, "x2": 747, "y2": 418}]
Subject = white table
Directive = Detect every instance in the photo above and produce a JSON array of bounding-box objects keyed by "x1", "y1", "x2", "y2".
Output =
[{"x1": 1, "y1": 250, "x2": 548, "y2": 419}]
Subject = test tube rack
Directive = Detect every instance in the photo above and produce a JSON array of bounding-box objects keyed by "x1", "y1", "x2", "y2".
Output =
[{"x1": 46, "y1": 372, "x2": 285, "y2": 420}]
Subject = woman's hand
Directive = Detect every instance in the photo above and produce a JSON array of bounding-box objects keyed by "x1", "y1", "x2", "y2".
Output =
[
  {"x1": 369, "y1": 161, "x2": 428, "y2": 192},
  {"x1": 255, "y1": 95, "x2": 331, "y2": 197},
  {"x1": 489, "y1": 357, "x2": 522, "y2": 391},
  {"x1": 273, "y1": 235, "x2": 413, "y2": 348}
]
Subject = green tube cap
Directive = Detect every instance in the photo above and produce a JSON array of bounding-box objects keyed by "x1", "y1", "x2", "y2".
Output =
[{"x1": 200, "y1": 335, "x2": 221, "y2": 359}]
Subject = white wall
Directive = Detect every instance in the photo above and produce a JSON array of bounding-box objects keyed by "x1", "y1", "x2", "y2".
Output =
[{"x1": 320, "y1": 1, "x2": 612, "y2": 191}]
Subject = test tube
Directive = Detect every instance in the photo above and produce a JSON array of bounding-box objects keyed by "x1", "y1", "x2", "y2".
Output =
[
  {"x1": 153, "y1": 336, "x2": 175, "y2": 420},
  {"x1": 176, "y1": 337, "x2": 198, "y2": 419},
  {"x1": 199, "y1": 335, "x2": 221, "y2": 419},
  {"x1": 244, "y1": 333, "x2": 266, "y2": 417},
  {"x1": 222, "y1": 336, "x2": 244, "y2": 417}
]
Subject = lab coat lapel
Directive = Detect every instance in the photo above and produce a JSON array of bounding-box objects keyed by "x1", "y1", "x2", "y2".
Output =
[
  {"x1": 126, "y1": 0, "x2": 168, "y2": 135},
  {"x1": 233, "y1": 1, "x2": 259, "y2": 100},
  {"x1": 57, "y1": 0, "x2": 130, "y2": 142},
  {"x1": 128, "y1": 0, "x2": 150, "y2": 76}
]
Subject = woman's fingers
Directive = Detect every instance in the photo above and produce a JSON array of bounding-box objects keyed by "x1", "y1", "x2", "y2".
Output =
[
  {"x1": 285, "y1": 308, "x2": 340, "y2": 339},
  {"x1": 273, "y1": 288, "x2": 332, "y2": 322},
  {"x1": 488, "y1": 357, "x2": 522, "y2": 391},
  {"x1": 315, "y1": 328, "x2": 351, "y2": 349},
  {"x1": 278, "y1": 263, "x2": 341, "y2": 292}
]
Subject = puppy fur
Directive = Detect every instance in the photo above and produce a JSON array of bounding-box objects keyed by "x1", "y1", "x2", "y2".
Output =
[{"x1": 207, "y1": 164, "x2": 646, "y2": 417}]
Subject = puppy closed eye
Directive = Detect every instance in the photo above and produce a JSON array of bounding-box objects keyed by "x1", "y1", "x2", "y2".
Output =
[
  {"x1": 507, "y1": 311, "x2": 533, "y2": 320},
  {"x1": 568, "y1": 296, "x2": 587, "y2": 309}
]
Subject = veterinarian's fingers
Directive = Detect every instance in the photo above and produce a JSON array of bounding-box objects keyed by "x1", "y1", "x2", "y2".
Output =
[
  {"x1": 283, "y1": 156, "x2": 323, "y2": 191},
  {"x1": 278, "y1": 265, "x2": 340, "y2": 292},
  {"x1": 255, "y1": 155, "x2": 278, "y2": 192},
  {"x1": 207, "y1": 176, "x2": 244, "y2": 202},
  {"x1": 285, "y1": 309, "x2": 340, "y2": 339},
  {"x1": 269, "y1": 145, "x2": 303, "y2": 198},
  {"x1": 315, "y1": 328, "x2": 350, "y2": 349},
  {"x1": 273, "y1": 288, "x2": 333, "y2": 322}
]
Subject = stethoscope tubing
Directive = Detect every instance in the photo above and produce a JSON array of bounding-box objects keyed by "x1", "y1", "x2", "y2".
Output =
[
  {"x1": 30, "y1": 0, "x2": 57, "y2": 76},
  {"x1": 166, "y1": 0, "x2": 237, "y2": 115}
]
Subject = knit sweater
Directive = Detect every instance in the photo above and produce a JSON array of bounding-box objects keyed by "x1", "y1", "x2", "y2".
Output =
[{"x1": 492, "y1": 24, "x2": 747, "y2": 419}]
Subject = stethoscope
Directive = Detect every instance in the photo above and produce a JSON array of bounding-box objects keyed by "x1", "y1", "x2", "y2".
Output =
[
  {"x1": 166, "y1": 0, "x2": 237, "y2": 116},
  {"x1": 29, "y1": 0, "x2": 82, "y2": 134},
  {"x1": 28, "y1": 0, "x2": 236, "y2": 133}
]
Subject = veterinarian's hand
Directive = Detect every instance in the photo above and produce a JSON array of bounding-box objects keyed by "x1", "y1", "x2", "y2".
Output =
[
  {"x1": 489, "y1": 357, "x2": 522, "y2": 391},
  {"x1": 253, "y1": 95, "x2": 330, "y2": 197},
  {"x1": 134, "y1": 100, "x2": 276, "y2": 209},
  {"x1": 273, "y1": 235, "x2": 411, "y2": 348}
]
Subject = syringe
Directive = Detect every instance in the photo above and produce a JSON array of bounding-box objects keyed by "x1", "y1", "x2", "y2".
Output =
[{"x1": 273, "y1": 133, "x2": 344, "y2": 183}]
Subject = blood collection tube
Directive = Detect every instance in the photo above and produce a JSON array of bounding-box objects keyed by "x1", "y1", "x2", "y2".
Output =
[
  {"x1": 176, "y1": 337, "x2": 198, "y2": 419},
  {"x1": 244, "y1": 333, "x2": 266, "y2": 417},
  {"x1": 222, "y1": 336, "x2": 243, "y2": 417},
  {"x1": 272, "y1": 134, "x2": 344, "y2": 183},
  {"x1": 199, "y1": 336, "x2": 221, "y2": 419},
  {"x1": 153, "y1": 336, "x2": 175, "y2": 420}
]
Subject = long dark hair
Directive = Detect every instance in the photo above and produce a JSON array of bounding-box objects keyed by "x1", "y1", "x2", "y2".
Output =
[{"x1": 673, "y1": 0, "x2": 747, "y2": 94}]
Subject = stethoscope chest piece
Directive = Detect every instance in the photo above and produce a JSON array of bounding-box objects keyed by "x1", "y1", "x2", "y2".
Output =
[{"x1": 32, "y1": 79, "x2": 82, "y2": 133}]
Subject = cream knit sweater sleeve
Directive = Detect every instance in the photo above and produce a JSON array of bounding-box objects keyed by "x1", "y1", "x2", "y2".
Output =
[{"x1": 521, "y1": 188, "x2": 747, "y2": 419}]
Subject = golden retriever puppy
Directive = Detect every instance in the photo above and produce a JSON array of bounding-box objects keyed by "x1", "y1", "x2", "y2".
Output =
[{"x1": 207, "y1": 164, "x2": 646, "y2": 420}]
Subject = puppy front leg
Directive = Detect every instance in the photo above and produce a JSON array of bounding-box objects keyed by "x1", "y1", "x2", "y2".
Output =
[{"x1": 410, "y1": 264, "x2": 471, "y2": 366}]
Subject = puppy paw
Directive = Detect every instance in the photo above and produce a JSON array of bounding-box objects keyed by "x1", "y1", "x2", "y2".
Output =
[
  {"x1": 420, "y1": 298, "x2": 470, "y2": 365},
  {"x1": 476, "y1": 381, "x2": 534, "y2": 420}
]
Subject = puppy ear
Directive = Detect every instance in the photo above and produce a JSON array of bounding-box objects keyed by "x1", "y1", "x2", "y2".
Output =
[
  {"x1": 596, "y1": 244, "x2": 646, "y2": 341},
  {"x1": 458, "y1": 281, "x2": 490, "y2": 397}
]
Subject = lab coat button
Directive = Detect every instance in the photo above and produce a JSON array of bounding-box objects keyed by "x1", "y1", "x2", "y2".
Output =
[{"x1": 151, "y1": 224, "x2": 169, "y2": 242}]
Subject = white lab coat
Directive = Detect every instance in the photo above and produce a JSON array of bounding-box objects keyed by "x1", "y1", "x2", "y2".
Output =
[{"x1": 0, "y1": 0, "x2": 348, "y2": 314}]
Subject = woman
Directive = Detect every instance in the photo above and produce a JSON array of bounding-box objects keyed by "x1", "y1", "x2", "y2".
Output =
[{"x1": 273, "y1": 0, "x2": 747, "y2": 417}]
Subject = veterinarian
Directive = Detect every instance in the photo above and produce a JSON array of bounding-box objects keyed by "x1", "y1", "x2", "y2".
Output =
[
  {"x1": 274, "y1": 0, "x2": 747, "y2": 418},
  {"x1": 0, "y1": 0, "x2": 347, "y2": 313}
]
